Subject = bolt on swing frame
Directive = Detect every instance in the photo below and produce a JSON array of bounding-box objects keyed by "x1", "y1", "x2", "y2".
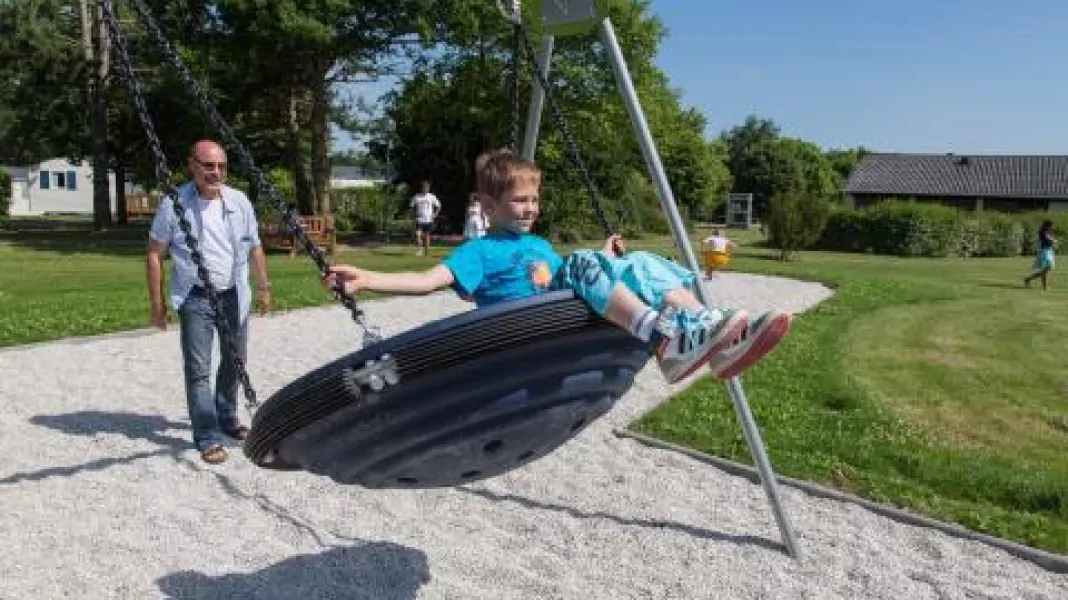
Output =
[{"x1": 510, "y1": 0, "x2": 802, "y2": 559}]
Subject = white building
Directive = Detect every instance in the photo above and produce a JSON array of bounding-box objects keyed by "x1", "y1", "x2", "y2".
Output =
[
  {"x1": 4, "y1": 157, "x2": 119, "y2": 216},
  {"x1": 330, "y1": 166, "x2": 390, "y2": 190}
]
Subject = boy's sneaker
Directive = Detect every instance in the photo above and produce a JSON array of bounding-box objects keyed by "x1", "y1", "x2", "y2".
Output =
[
  {"x1": 706, "y1": 310, "x2": 793, "y2": 379},
  {"x1": 655, "y1": 308, "x2": 749, "y2": 384}
]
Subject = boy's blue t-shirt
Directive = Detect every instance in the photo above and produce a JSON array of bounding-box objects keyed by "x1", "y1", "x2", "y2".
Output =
[{"x1": 442, "y1": 231, "x2": 564, "y2": 308}]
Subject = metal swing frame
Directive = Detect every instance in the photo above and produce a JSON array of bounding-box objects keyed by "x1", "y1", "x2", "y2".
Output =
[{"x1": 507, "y1": 0, "x2": 802, "y2": 559}]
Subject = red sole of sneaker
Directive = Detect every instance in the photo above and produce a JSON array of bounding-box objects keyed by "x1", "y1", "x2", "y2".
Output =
[
  {"x1": 664, "y1": 314, "x2": 748, "y2": 384},
  {"x1": 713, "y1": 312, "x2": 793, "y2": 380}
]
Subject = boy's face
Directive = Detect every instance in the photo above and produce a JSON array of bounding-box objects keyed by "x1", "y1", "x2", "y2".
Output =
[{"x1": 486, "y1": 171, "x2": 540, "y2": 234}]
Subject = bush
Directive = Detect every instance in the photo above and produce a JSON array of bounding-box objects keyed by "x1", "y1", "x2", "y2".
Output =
[
  {"x1": 820, "y1": 201, "x2": 959, "y2": 257},
  {"x1": 766, "y1": 190, "x2": 831, "y2": 261},
  {"x1": 974, "y1": 213, "x2": 1025, "y2": 257},
  {"x1": 817, "y1": 200, "x2": 1068, "y2": 258},
  {"x1": 334, "y1": 184, "x2": 406, "y2": 235}
]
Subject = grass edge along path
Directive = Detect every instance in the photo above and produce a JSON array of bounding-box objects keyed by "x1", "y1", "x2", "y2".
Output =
[{"x1": 629, "y1": 264, "x2": 1068, "y2": 558}]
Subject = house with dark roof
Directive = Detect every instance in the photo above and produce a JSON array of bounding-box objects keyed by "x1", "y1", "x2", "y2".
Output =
[{"x1": 844, "y1": 153, "x2": 1068, "y2": 213}]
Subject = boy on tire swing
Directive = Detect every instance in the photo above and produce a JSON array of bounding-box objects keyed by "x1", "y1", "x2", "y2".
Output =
[{"x1": 323, "y1": 149, "x2": 793, "y2": 384}]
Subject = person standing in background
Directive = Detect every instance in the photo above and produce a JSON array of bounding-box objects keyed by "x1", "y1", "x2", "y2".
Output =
[{"x1": 410, "y1": 180, "x2": 441, "y2": 255}]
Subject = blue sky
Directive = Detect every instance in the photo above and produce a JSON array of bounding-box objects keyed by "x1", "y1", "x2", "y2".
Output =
[{"x1": 341, "y1": 0, "x2": 1067, "y2": 155}]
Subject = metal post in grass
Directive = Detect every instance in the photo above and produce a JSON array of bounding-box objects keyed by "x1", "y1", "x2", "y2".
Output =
[{"x1": 525, "y1": 0, "x2": 802, "y2": 559}]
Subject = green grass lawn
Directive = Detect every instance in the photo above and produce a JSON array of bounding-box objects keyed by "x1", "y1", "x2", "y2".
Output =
[
  {"x1": 0, "y1": 226, "x2": 442, "y2": 346},
  {"x1": 2, "y1": 222, "x2": 1066, "y2": 556},
  {"x1": 633, "y1": 244, "x2": 1068, "y2": 556}
]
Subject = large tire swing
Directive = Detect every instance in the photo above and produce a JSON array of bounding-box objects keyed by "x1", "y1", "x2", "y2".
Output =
[{"x1": 244, "y1": 291, "x2": 653, "y2": 488}]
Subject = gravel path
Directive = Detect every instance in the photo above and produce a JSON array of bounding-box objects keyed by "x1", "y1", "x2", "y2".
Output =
[{"x1": 1, "y1": 273, "x2": 1065, "y2": 599}]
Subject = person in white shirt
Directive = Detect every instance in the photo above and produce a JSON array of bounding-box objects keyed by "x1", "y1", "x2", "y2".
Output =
[
  {"x1": 703, "y1": 228, "x2": 737, "y2": 253},
  {"x1": 702, "y1": 228, "x2": 738, "y2": 275},
  {"x1": 463, "y1": 192, "x2": 489, "y2": 240},
  {"x1": 145, "y1": 139, "x2": 271, "y2": 464},
  {"x1": 410, "y1": 180, "x2": 441, "y2": 255}
]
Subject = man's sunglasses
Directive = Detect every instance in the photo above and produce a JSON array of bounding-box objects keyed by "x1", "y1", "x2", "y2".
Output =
[{"x1": 193, "y1": 157, "x2": 228, "y2": 171}]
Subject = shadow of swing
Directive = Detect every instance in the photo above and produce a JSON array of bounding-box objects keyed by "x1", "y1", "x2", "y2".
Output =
[
  {"x1": 456, "y1": 486, "x2": 786, "y2": 555},
  {"x1": 18, "y1": 409, "x2": 433, "y2": 597},
  {"x1": 156, "y1": 542, "x2": 431, "y2": 600}
]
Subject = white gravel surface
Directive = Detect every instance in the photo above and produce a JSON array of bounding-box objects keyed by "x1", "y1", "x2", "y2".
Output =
[{"x1": 1, "y1": 272, "x2": 1065, "y2": 599}]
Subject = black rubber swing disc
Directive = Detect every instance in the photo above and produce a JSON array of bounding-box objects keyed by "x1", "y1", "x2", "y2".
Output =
[{"x1": 244, "y1": 290, "x2": 653, "y2": 489}]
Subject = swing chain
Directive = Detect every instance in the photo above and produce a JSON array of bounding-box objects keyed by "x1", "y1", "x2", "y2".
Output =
[
  {"x1": 506, "y1": 0, "x2": 522, "y2": 150},
  {"x1": 508, "y1": 17, "x2": 615, "y2": 237},
  {"x1": 118, "y1": 0, "x2": 380, "y2": 342},
  {"x1": 99, "y1": 0, "x2": 260, "y2": 412}
]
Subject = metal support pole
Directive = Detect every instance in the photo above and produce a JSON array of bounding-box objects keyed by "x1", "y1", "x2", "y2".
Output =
[
  {"x1": 598, "y1": 16, "x2": 801, "y2": 560},
  {"x1": 520, "y1": 35, "x2": 555, "y2": 161}
]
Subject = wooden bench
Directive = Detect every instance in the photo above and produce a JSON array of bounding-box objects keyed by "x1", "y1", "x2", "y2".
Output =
[
  {"x1": 260, "y1": 214, "x2": 336, "y2": 256},
  {"x1": 125, "y1": 194, "x2": 159, "y2": 218}
]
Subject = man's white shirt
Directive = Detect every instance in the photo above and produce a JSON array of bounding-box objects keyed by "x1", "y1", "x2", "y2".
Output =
[{"x1": 411, "y1": 192, "x2": 440, "y2": 224}]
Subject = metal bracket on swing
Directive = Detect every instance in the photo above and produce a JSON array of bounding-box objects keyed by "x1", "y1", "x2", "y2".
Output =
[{"x1": 345, "y1": 353, "x2": 400, "y2": 392}]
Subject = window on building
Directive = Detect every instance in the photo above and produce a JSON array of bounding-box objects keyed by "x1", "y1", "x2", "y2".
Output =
[
  {"x1": 54, "y1": 172, "x2": 66, "y2": 189},
  {"x1": 39, "y1": 170, "x2": 50, "y2": 189},
  {"x1": 65, "y1": 170, "x2": 76, "y2": 190}
]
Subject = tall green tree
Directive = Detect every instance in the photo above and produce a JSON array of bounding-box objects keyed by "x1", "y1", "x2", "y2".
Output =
[
  {"x1": 0, "y1": 0, "x2": 87, "y2": 164},
  {"x1": 212, "y1": 0, "x2": 439, "y2": 216},
  {"x1": 372, "y1": 0, "x2": 730, "y2": 237},
  {"x1": 825, "y1": 146, "x2": 871, "y2": 189},
  {"x1": 721, "y1": 115, "x2": 838, "y2": 217}
]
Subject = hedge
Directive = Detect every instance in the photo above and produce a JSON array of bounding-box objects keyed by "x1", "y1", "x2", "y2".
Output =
[{"x1": 816, "y1": 200, "x2": 1068, "y2": 258}]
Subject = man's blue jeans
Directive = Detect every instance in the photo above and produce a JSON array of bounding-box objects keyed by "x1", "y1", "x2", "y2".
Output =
[{"x1": 178, "y1": 286, "x2": 247, "y2": 451}]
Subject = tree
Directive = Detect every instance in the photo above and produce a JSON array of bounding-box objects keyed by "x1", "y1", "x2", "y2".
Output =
[
  {"x1": 372, "y1": 0, "x2": 730, "y2": 237},
  {"x1": 212, "y1": 0, "x2": 439, "y2": 216},
  {"x1": 0, "y1": 167, "x2": 11, "y2": 228},
  {"x1": 0, "y1": 0, "x2": 87, "y2": 165},
  {"x1": 825, "y1": 146, "x2": 871, "y2": 190},
  {"x1": 720, "y1": 116, "x2": 838, "y2": 218},
  {"x1": 766, "y1": 190, "x2": 831, "y2": 261}
]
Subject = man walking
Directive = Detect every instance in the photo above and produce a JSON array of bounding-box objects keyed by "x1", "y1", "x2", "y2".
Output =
[
  {"x1": 410, "y1": 180, "x2": 440, "y2": 255},
  {"x1": 146, "y1": 139, "x2": 271, "y2": 464}
]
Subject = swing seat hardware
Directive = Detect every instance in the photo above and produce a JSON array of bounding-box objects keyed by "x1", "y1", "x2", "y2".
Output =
[{"x1": 349, "y1": 354, "x2": 400, "y2": 392}]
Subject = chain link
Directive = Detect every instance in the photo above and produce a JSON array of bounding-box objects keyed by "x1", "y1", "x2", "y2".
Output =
[{"x1": 100, "y1": 0, "x2": 262, "y2": 412}]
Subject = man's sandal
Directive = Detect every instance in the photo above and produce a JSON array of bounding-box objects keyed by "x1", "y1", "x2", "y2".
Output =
[{"x1": 200, "y1": 445, "x2": 227, "y2": 464}]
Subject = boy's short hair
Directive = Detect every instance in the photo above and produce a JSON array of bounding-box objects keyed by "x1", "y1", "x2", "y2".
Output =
[{"x1": 475, "y1": 149, "x2": 541, "y2": 201}]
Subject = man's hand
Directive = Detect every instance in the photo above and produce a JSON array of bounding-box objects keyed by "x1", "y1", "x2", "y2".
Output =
[
  {"x1": 602, "y1": 233, "x2": 626, "y2": 258},
  {"x1": 150, "y1": 302, "x2": 169, "y2": 330},
  {"x1": 255, "y1": 286, "x2": 271, "y2": 316}
]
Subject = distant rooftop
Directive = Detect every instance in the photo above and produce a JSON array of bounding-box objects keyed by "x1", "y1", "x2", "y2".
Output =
[{"x1": 845, "y1": 153, "x2": 1068, "y2": 199}]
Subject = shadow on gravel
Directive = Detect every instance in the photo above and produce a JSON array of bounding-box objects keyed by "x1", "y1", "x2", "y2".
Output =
[
  {"x1": 457, "y1": 485, "x2": 787, "y2": 555},
  {"x1": 12, "y1": 409, "x2": 422, "y2": 588},
  {"x1": 0, "y1": 411, "x2": 188, "y2": 484},
  {"x1": 156, "y1": 542, "x2": 431, "y2": 600}
]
